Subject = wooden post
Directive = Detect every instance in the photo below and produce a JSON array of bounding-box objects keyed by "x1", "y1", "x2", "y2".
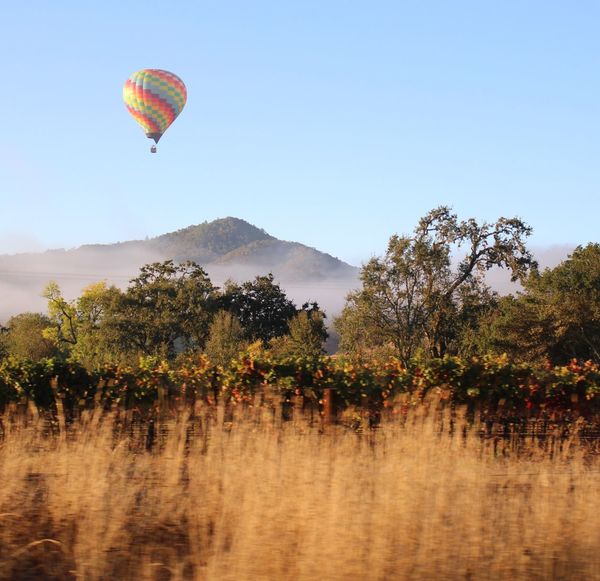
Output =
[
  {"x1": 293, "y1": 392, "x2": 304, "y2": 421},
  {"x1": 323, "y1": 388, "x2": 333, "y2": 426}
]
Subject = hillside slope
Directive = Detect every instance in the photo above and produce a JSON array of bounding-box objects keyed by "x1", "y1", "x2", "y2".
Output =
[{"x1": 0, "y1": 217, "x2": 359, "y2": 320}]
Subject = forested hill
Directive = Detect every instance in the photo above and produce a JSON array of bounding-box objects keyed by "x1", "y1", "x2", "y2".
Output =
[
  {"x1": 0, "y1": 217, "x2": 359, "y2": 320},
  {"x1": 73, "y1": 217, "x2": 275, "y2": 265},
  {"x1": 0, "y1": 217, "x2": 357, "y2": 278},
  {"x1": 148, "y1": 217, "x2": 357, "y2": 280},
  {"x1": 149, "y1": 217, "x2": 275, "y2": 263}
]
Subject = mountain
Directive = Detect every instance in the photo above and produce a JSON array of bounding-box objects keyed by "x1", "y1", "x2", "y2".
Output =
[
  {"x1": 151, "y1": 218, "x2": 275, "y2": 263},
  {"x1": 0, "y1": 219, "x2": 579, "y2": 324},
  {"x1": 0, "y1": 218, "x2": 359, "y2": 321},
  {"x1": 71, "y1": 217, "x2": 275, "y2": 265}
]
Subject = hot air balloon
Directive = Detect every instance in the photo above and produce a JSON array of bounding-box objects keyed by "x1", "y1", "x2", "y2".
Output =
[{"x1": 123, "y1": 69, "x2": 187, "y2": 153}]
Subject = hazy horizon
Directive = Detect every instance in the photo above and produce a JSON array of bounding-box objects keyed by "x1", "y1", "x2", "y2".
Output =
[{"x1": 0, "y1": 215, "x2": 577, "y2": 323}]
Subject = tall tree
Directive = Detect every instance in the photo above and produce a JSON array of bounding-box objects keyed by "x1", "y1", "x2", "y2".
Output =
[
  {"x1": 44, "y1": 281, "x2": 122, "y2": 367},
  {"x1": 0, "y1": 324, "x2": 8, "y2": 360},
  {"x1": 270, "y1": 307, "x2": 328, "y2": 359},
  {"x1": 44, "y1": 281, "x2": 79, "y2": 347},
  {"x1": 336, "y1": 207, "x2": 534, "y2": 363},
  {"x1": 204, "y1": 310, "x2": 247, "y2": 367},
  {"x1": 2, "y1": 312, "x2": 60, "y2": 360},
  {"x1": 220, "y1": 274, "x2": 298, "y2": 345},
  {"x1": 483, "y1": 243, "x2": 600, "y2": 363},
  {"x1": 110, "y1": 261, "x2": 218, "y2": 358}
]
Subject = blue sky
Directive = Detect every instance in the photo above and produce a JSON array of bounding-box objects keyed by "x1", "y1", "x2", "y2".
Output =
[{"x1": 1, "y1": 1, "x2": 598, "y2": 265}]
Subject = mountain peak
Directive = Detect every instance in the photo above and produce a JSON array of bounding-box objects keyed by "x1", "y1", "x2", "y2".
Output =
[
  {"x1": 0, "y1": 216, "x2": 359, "y2": 322},
  {"x1": 151, "y1": 216, "x2": 274, "y2": 263}
]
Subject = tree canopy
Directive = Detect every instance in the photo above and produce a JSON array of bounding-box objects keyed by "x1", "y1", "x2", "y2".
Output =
[
  {"x1": 1, "y1": 312, "x2": 60, "y2": 361},
  {"x1": 480, "y1": 243, "x2": 600, "y2": 363},
  {"x1": 203, "y1": 310, "x2": 247, "y2": 368},
  {"x1": 269, "y1": 306, "x2": 328, "y2": 359},
  {"x1": 336, "y1": 207, "x2": 535, "y2": 363},
  {"x1": 219, "y1": 274, "x2": 299, "y2": 345},
  {"x1": 38, "y1": 264, "x2": 322, "y2": 368},
  {"x1": 107, "y1": 261, "x2": 217, "y2": 359}
]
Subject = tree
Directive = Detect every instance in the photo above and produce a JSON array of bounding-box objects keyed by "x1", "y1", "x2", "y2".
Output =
[
  {"x1": 109, "y1": 261, "x2": 218, "y2": 358},
  {"x1": 336, "y1": 207, "x2": 535, "y2": 363},
  {"x1": 2, "y1": 312, "x2": 61, "y2": 360},
  {"x1": 451, "y1": 282, "x2": 500, "y2": 357},
  {"x1": 220, "y1": 274, "x2": 298, "y2": 345},
  {"x1": 0, "y1": 325, "x2": 7, "y2": 360},
  {"x1": 335, "y1": 301, "x2": 387, "y2": 360},
  {"x1": 43, "y1": 262, "x2": 217, "y2": 365},
  {"x1": 44, "y1": 281, "x2": 79, "y2": 347},
  {"x1": 44, "y1": 281, "x2": 122, "y2": 367},
  {"x1": 482, "y1": 244, "x2": 600, "y2": 363},
  {"x1": 269, "y1": 307, "x2": 328, "y2": 359},
  {"x1": 204, "y1": 310, "x2": 247, "y2": 367}
]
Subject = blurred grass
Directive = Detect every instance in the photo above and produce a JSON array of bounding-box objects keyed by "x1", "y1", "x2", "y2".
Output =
[{"x1": 0, "y1": 402, "x2": 598, "y2": 581}]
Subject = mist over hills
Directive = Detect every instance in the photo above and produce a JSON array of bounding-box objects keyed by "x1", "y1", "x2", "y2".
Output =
[
  {"x1": 0, "y1": 216, "x2": 579, "y2": 324},
  {"x1": 0, "y1": 218, "x2": 359, "y2": 322}
]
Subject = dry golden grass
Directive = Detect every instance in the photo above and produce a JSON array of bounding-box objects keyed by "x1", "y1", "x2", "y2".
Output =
[{"x1": 0, "y1": 404, "x2": 598, "y2": 581}]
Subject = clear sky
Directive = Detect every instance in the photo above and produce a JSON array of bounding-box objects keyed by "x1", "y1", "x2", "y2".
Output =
[{"x1": 1, "y1": 1, "x2": 598, "y2": 266}]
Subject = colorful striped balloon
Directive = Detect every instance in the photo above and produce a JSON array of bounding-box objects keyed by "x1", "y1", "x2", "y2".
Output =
[{"x1": 123, "y1": 69, "x2": 187, "y2": 148}]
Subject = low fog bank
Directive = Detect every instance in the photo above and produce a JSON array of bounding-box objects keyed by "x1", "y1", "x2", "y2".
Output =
[
  {"x1": 205, "y1": 263, "x2": 360, "y2": 319},
  {"x1": 0, "y1": 244, "x2": 576, "y2": 325},
  {"x1": 0, "y1": 248, "x2": 360, "y2": 324},
  {"x1": 0, "y1": 245, "x2": 163, "y2": 323}
]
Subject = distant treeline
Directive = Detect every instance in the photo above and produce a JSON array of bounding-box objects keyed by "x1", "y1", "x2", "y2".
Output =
[
  {"x1": 1, "y1": 206, "x2": 599, "y2": 370},
  {"x1": 0, "y1": 264, "x2": 328, "y2": 368}
]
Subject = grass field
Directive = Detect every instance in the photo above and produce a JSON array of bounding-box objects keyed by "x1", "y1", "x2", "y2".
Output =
[{"x1": 0, "y1": 404, "x2": 598, "y2": 581}]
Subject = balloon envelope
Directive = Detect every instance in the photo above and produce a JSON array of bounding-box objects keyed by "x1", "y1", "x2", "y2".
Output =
[{"x1": 123, "y1": 69, "x2": 187, "y2": 143}]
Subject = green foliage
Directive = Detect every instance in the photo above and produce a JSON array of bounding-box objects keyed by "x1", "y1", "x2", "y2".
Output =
[
  {"x1": 451, "y1": 283, "x2": 500, "y2": 357},
  {"x1": 220, "y1": 274, "x2": 298, "y2": 345},
  {"x1": 269, "y1": 307, "x2": 328, "y2": 359},
  {"x1": 204, "y1": 311, "x2": 247, "y2": 368},
  {"x1": 334, "y1": 301, "x2": 395, "y2": 361},
  {"x1": 336, "y1": 207, "x2": 534, "y2": 364},
  {"x1": 1, "y1": 354, "x2": 597, "y2": 421},
  {"x1": 102, "y1": 261, "x2": 218, "y2": 359},
  {"x1": 1, "y1": 312, "x2": 60, "y2": 360},
  {"x1": 0, "y1": 356, "x2": 90, "y2": 410},
  {"x1": 44, "y1": 281, "x2": 79, "y2": 346},
  {"x1": 482, "y1": 244, "x2": 600, "y2": 364},
  {"x1": 44, "y1": 281, "x2": 123, "y2": 368},
  {"x1": 39, "y1": 262, "x2": 314, "y2": 370},
  {"x1": 0, "y1": 326, "x2": 7, "y2": 361}
]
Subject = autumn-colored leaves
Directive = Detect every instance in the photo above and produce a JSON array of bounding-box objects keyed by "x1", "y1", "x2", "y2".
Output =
[{"x1": 0, "y1": 354, "x2": 598, "y2": 419}]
